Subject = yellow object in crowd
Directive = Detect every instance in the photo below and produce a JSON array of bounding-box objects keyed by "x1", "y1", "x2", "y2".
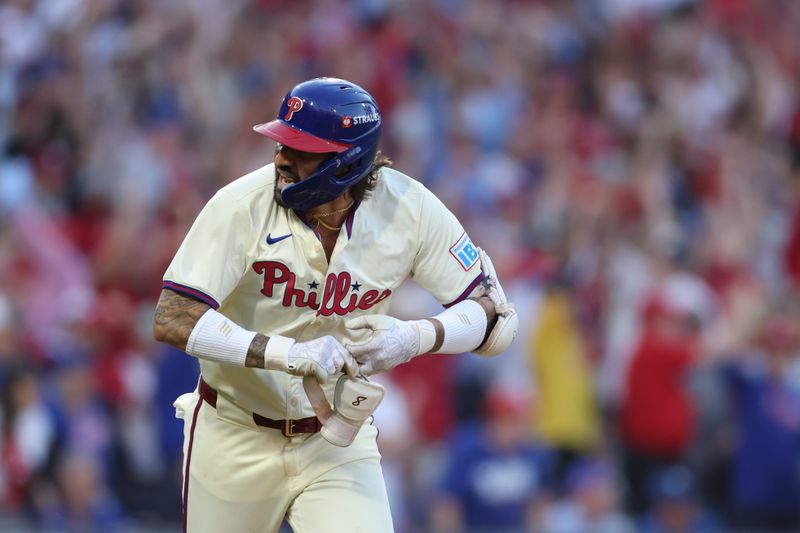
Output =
[{"x1": 531, "y1": 290, "x2": 600, "y2": 452}]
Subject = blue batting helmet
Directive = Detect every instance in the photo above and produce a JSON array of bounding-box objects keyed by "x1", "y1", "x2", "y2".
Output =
[{"x1": 253, "y1": 78, "x2": 382, "y2": 210}]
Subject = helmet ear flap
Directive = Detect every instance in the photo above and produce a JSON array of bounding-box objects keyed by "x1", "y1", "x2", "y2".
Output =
[
  {"x1": 280, "y1": 145, "x2": 372, "y2": 208},
  {"x1": 332, "y1": 146, "x2": 366, "y2": 184}
]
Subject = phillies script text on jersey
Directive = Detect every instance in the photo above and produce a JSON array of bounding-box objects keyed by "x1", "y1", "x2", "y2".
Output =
[{"x1": 253, "y1": 261, "x2": 391, "y2": 316}]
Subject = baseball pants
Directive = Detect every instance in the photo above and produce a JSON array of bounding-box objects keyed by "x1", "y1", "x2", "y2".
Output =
[{"x1": 174, "y1": 385, "x2": 394, "y2": 533}]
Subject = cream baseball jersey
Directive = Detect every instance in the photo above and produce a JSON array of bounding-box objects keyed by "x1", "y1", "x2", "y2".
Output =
[{"x1": 163, "y1": 164, "x2": 484, "y2": 419}]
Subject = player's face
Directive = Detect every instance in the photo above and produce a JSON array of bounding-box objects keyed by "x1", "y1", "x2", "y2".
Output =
[{"x1": 273, "y1": 145, "x2": 333, "y2": 208}]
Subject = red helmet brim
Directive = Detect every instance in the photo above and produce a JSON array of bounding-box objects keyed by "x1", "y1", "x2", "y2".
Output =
[{"x1": 253, "y1": 120, "x2": 351, "y2": 153}]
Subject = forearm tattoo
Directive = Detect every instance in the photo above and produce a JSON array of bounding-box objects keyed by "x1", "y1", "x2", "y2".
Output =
[
  {"x1": 152, "y1": 289, "x2": 211, "y2": 351},
  {"x1": 246, "y1": 334, "x2": 268, "y2": 368}
]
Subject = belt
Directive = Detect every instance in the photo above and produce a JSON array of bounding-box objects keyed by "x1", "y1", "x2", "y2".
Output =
[{"x1": 198, "y1": 377, "x2": 322, "y2": 437}]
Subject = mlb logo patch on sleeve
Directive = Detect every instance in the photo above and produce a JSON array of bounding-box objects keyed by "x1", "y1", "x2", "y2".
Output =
[{"x1": 449, "y1": 233, "x2": 479, "y2": 271}]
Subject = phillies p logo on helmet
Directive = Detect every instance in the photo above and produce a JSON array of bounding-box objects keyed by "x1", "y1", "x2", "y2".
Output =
[{"x1": 284, "y1": 97, "x2": 304, "y2": 121}]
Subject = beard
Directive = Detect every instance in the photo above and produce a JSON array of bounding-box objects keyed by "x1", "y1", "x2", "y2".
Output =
[
  {"x1": 273, "y1": 165, "x2": 300, "y2": 209},
  {"x1": 273, "y1": 178, "x2": 290, "y2": 208}
]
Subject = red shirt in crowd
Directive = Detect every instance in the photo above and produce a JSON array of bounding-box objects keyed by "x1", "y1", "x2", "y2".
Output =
[{"x1": 620, "y1": 328, "x2": 696, "y2": 458}]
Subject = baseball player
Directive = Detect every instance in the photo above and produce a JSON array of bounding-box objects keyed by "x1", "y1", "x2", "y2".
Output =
[{"x1": 152, "y1": 77, "x2": 518, "y2": 532}]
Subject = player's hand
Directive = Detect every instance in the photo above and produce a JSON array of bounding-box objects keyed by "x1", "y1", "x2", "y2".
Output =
[
  {"x1": 265, "y1": 335, "x2": 358, "y2": 382},
  {"x1": 344, "y1": 315, "x2": 422, "y2": 375},
  {"x1": 288, "y1": 336, "x2": 359, "y2": 381}
]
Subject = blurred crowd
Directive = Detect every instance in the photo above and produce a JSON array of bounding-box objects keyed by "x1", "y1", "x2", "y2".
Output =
[{"x1": 1, "y1": 0, "x2": 800, "y2": 531}]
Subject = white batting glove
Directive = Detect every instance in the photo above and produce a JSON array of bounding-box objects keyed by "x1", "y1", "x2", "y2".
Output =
[
  {"x1": 344, "y1": 315, "x2": 436, "y2": 376},
  {"x1": 264, "y1": 335, "x2": 359, "y2": 382}
]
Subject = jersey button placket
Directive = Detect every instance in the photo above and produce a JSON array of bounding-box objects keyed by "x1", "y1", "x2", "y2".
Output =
[{"x1": 287, "y1": 380, "x2": 305, "y2": 421}]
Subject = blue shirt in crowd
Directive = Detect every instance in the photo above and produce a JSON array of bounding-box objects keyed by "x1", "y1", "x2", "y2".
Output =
[
  {"x1": 724, "y1": 358, "x2": 800, "y2": 515},
  {"x1": 438, "y1": 422, "x2": 552, "y2": 531}
]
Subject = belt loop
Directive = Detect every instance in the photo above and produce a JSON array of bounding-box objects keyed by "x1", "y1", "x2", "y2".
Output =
[{"x1": 198, "y1": 377, "x2": 218, "y2": 408}]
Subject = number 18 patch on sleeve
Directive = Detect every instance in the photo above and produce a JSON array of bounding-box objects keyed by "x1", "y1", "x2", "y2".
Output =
[{"x1": 449, "y1": 233, "x2": 479, "y2": 271}]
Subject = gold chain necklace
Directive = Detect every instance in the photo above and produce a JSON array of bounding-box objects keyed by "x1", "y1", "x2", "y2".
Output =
[
  {"x1": 311, "y1": 200, "x2": 354, "y2": 231},
  {"x1": 314, "y1": 201, "x2": 354, "y2": 217},
  {"x1": 314, "y1": 217, "x2": 343, "y2": 231}
]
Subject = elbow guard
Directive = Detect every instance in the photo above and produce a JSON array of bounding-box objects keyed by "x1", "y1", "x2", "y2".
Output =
[{"x1": 473, "y1": 304, "x2": 518, "y2": 357}]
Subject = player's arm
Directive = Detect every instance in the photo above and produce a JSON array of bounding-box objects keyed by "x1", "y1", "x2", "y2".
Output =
[
  {"x1": 453, "y1": 292, "x2": 498, "y2": 344},
  {"x1": 402, "y1": 290, "x2": 497, "y2": 357},
  {"x1": 153, "y1": 288, "x2": 357, "y2": 380},
  {"x1": 346, "y1": 248, "x2": 518, "y2": 375},
  {"x1": 153, "y1": 289, "x2": 213, "y2": 351},
  {"x1": 153, "y1": 289, "x2": 264, "y2": 365}
]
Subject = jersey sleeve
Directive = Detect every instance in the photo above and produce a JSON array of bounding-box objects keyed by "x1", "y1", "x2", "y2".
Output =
[
  {"x1": 162, "y1": 189, "x2": 250, "y2": 308},
  {"x1": 410, "y1": 188, "x2": 485, "y2": 307}
]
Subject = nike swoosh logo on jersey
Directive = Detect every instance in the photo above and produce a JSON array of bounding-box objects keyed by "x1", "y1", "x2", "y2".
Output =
[{"x1": 266, "y1": 233, "x2": 292, "y2": 245}]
